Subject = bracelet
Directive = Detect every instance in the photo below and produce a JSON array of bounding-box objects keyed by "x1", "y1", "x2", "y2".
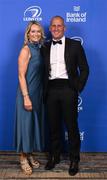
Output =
[{"x1": 23, "y1": 93, "x2": 29, "y2": 97}]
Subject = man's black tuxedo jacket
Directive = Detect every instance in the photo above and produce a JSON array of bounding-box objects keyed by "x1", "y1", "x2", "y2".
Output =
[{"x1": 41, "y1": 37, "x2": 89, "y2": 98}]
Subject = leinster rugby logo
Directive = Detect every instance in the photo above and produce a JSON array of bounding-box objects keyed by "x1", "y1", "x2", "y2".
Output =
[
  {"x1": 78, "y1": 96, "x2": 83, "y2": 112},
  {"x1": 71, "y1": 36, "x2": 83, "y2": 45},
  {"x1": 23, "y1": 6, "x2": 42, "y2": 21},
  {"x1": 78, "y1": 96, "x2": 82, "y2": 106}
]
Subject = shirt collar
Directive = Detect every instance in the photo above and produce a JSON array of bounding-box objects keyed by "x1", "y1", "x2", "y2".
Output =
[{"x1": 52, "y1": 36, "x2": 65, "y2": 44}]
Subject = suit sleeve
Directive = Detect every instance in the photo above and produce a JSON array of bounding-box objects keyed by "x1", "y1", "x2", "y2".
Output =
[{"x1": 77, "y1": 42, "x2": 89, "y2": 92}]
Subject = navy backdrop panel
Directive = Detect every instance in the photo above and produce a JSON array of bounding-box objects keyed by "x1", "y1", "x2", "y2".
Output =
[{"x1": 0, "y1": 0, "x2": 107, "y2": 152}]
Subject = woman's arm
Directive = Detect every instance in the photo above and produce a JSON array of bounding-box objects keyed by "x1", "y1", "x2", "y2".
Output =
[{"x1": 18, "y1": 46, "x2": 32, "y2": 111}]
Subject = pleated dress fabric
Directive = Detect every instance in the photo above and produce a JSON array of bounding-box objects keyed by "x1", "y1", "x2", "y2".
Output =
[{"x1": 14, "y1": 43, "x2": 45, "y2": 153}]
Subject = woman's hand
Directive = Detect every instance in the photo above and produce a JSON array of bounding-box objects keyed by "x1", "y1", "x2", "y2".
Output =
[{"x1": 23, "y1": 95, "x2": 32, "y2": 111}]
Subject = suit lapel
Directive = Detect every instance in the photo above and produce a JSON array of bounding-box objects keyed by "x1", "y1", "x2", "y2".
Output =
[
  {"x1": 64, "y1": 38, "x2": 70, "y2": 66},
  {"x1": 46, "y1": 41, "x2": 51, "y2": 74},
  {"x1": 47, "y1": 38, "x2": 70, "y2": 66},
  {"x1": 46, "y1": 38, "x2": 71, "y2": 73}
]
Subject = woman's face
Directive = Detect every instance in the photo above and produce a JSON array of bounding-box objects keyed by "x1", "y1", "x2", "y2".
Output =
[{"x1": 29, "y1": 24, "x2": 42, "y2": 43}]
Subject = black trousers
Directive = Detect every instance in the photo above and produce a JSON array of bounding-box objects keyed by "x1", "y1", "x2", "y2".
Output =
[{"x1": 46, "y1": 79, "x2": 81, "y2": 162}]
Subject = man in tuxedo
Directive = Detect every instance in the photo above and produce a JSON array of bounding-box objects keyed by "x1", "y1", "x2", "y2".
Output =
[{"x1": 42, "y1": 16, "x2": 89, "y2": 176}]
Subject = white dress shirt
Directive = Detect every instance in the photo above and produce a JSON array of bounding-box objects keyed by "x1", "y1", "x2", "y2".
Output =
[{"x1": 49, "y1": 36, "x2": 68, "y2": 79}]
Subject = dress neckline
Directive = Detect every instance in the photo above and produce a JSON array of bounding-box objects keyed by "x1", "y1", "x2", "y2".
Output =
[{"x1": 28, "y1": 42, "x2": 41, "y2": 49}]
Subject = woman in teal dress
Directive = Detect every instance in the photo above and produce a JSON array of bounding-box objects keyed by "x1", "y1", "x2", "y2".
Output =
[{"x1": 14, "y1": 21, "x2": 45, "y2": 175}]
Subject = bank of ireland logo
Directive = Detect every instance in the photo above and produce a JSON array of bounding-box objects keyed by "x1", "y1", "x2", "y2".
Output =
[
  {"x1": 78, "y1": 96, "x2": 83, "y2": 112},
  {"x1": 66, "y1": 5, "x2": 87, "y2": 23},
  {"x1": 71, "y1": 36, "x2": 83, "y2": 45},
  {"x1": 23, "y1": 6, "x2": 42, "y2": 21}
]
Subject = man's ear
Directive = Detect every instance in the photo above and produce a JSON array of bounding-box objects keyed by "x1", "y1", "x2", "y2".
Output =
[
  {"x1": 64, "y1": 25, "x2": 66, "y2": 32},
  {"x1": 49, "y1": 26, "x2": 51, "y2": 32}
]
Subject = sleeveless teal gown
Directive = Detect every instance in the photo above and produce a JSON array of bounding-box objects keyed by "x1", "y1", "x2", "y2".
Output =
[{"x1": 14, "y1": 43, "x2": 45, "y2": 153}]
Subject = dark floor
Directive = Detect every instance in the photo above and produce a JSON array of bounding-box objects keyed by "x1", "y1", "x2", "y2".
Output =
[{"x1": 0, "y1": 152, "x2": 107, "y2": 179}]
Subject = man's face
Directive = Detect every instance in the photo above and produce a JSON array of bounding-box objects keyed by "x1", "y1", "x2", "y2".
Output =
[{"x1": 49, "y1": 17, "x2": 66, "y2": 40}]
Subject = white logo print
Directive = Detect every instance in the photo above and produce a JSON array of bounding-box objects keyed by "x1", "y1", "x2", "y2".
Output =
[
  {"x1": 80, "y1": 131, "x2": 84, "y2": 141},
  {"x1": 71, "y1": 36, "x2": 83, "y2": 45},
  {"x1": 66, "y1": 5, "x2": 87, "y2": 23},
  {"x1": 73, "y1": 6, "x2": 80, "y2": 12},
  {"x1": 78, "y1": 96, "x2": 83, "y2": 112},
  {"x1": 78, "y1": 96, "x2": 82, "y2": 106},
  {"x1": 65, "y1": 131, "x2": 85, "y2": 141},
  {"x1": 23, "y1": 6, "x2": 42, "y2": 21}
]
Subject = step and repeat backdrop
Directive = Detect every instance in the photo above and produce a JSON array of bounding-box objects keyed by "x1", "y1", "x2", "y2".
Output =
[{"x1": 0, "y1": 0, "x2": 107, "y2": 152}]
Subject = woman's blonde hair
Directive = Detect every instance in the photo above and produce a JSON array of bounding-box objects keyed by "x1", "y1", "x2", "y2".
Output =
[{"x1": 24, "y1": 21, "x2": 45, "y2": 45}]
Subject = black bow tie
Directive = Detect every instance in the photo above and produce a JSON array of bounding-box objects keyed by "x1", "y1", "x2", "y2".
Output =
[{"x1": 52, "y1": 40, "x2": 62, "y2": 45}]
